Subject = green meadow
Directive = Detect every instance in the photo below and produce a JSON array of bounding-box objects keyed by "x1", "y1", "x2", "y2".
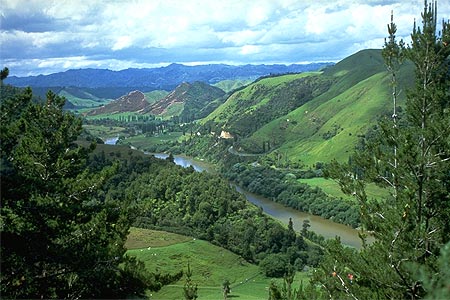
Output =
[
  {"x1": 122, "y1": 132, "x2": 186, "y2": 149},
  {"x1": 59, "y1": 89, "x2": 111, "y2": 108},
  {"x1": 126, "y1": 228, "x2": 309, "y2": 300},
  {"x1": 83, "y1": 124, "x2": 127, "y2": 140},
  {"x1": 298, "y1": 177, "x2": 391, "y2": 201}
]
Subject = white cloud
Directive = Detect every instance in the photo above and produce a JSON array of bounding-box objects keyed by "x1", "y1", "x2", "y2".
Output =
[
  {"x1": 112, "y1": 36, "x2": 133, "y2": 51},
  {"x1": 1, "y1": 0, "x2": 449, "y2": 76},
  {"x1": 240, "y1": 45, "x2": 261, "y2": 55}
]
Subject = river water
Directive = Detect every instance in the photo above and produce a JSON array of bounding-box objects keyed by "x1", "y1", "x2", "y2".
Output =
[
  {"x1": 104, "y1": 137, "x2": 119, "y2": 145},
  {"x1": 152, "y1": 153, "x2": 364, "y2": 249}
]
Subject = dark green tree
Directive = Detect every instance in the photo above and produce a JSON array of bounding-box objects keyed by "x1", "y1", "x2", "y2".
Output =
[
  {"x1": 268, "y1": 280, "x2": 283, "y2": 300},
  {"x1": 0, "y1": 85, "x2": 143, "y2": 298},
  {"x1": 301, "y1": 220, "x2": 310, "y2": 237},
  {"x1": 260, "y1": 253, "x2": 290, "y2": 278},
  {"x1": 315, "y1": 2, "x2": 450, "y2": 299},
  {"x1": 0, "y1": 67, "x2": 9, "y2": 83},
  {"x1": 267, "y1": 267, "x2": 320, "y2": 300}
]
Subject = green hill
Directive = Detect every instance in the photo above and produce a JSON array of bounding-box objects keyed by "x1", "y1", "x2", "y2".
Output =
[
  {"x1": 248, "y1": 71, "x2": 392, "y2": 165},
  {"x1": 126, "y1": 228, "x2": 307, "y2": 300},
  {"x1": 202, "y1": 72, "x2": 329, "y2": 137},
  {"x1": 201, "y1": 49, "x2": 414, "y2": 166},
  {"x1": 213, "y1": 78, "x2": 254, "y2": 92},
  {"x1": 58, "y1": 87, "x2": 111, "y2": 108}
]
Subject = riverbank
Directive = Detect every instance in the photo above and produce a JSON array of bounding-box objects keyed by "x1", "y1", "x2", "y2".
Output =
[{"x1": 150, "y1": 153, "x2": 365, "y2": 249}]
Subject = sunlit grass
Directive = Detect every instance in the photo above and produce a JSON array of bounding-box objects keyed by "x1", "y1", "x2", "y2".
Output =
[
  {"x1": 83, "y1": 124, "x2": 127, "y2": 140},
  {"x1": 299, "y1": 177, "x2": 390, "y2": 201},
  {"x1": 127, "y1": 228, "x2": 310, "y2": 300},
  {"x1": 123, "y1": 132, "x2": 186, "y2": 149}
]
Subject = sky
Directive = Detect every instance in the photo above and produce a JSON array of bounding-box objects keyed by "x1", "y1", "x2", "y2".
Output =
[{"x1": 1, "y1": 0, "x2": 449, "y2": 77}]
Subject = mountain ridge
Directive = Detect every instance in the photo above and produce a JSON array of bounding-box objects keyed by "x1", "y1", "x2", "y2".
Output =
[
  {"x1": 145, "y1": 81, "x2": 226, "y2": 120},
  {"x1": 4, "y1": 63, "x2": 333, "y2": 90}
]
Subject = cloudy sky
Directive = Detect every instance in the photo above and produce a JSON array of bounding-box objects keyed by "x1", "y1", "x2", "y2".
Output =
[{"x1": 1, "y1": 0, "x2": 449, "y2": 77}]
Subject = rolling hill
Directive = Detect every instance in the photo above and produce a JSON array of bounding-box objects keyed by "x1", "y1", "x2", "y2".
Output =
[
  {"x1": 202, "y1": 72, "x2": 332, "y2": 137},
  {"x1": 200, "y1": 49, "x2": 414, "y2": 166},
  {"x1": 84, "y1": 81, "x2": 226, "y2": 121}
]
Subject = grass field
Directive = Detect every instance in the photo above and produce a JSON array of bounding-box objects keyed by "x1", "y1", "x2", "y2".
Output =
[
  {"x1": 83, "y1": 124, "x2": 127, "y2": 140},
  {"x1": 126, "y1": 228, "x2": 309, "y2": 300},
  {"x1": 59, "y1": 89, "x2": 111, "y2": 108},
  {"x1": 125, "y1": 227, "x2": 193, "y2": 249},
  {"x1": 123, "y1": 132, "x2": 186, "y2": 149},
  {"x1": 298, "y1": 177, "x2": 391, "y2": 201},
  {"x1": 247, "y1": 71, "x2": 392, "y2": 167}
]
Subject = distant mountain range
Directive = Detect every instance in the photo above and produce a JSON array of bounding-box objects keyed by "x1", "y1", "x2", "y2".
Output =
[{"x1": 4, "y1": 63, "x2": 333, "y2": 92}]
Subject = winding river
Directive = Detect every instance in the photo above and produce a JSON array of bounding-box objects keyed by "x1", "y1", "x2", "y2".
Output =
[{"x1": 153, "y1": 154, "x2": 365, "y2": 249}]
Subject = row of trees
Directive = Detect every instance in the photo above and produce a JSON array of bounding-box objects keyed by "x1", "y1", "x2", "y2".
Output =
[{"x1": 224, "y1": 163, "x2": 360, "y2": 228}]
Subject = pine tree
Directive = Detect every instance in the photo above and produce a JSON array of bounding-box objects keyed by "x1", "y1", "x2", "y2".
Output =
[
  {"x1": 0, "y1": 84, "x2": 143, "y2": 298},
  {"x1": 314, "y1": 2, "x2": 450, "y2": 299}
]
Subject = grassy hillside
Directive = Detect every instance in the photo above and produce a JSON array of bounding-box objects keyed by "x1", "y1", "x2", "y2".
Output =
[
  {"x1": 213, "y1": 78, "x2": 254, "y2": 92},
  {"x1": 206, "y1": 49, "x2": 414, "y2": 166},
  {"x1": 59, "y1": 87, "x2": 111, "y2": 108},
  {"x1": 146, "y1": 81, "x2": 225, "y2": 121},
  {"x1": 126, "y1": 228, "x2": 308, "y2": 300},
  {"x1": 248, "y1": 71, "x2": 393, "y2": 165},
  {"x1": 203, "y1": 72, "x2": 328, "y2": 137}
]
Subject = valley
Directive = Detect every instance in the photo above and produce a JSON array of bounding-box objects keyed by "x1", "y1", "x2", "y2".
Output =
[
  {"x1": 3, "y1": 17, "x2": 448, "y2": 297},
  {"x1": 2, "y1": 2, "x2": 449, "y2": 299},
  {"x1": 73, "y1": 50, "x2": 401, "y2": 237},
  {"x1": 153, "y1": 153, "x2": 364, "y2": 248}
]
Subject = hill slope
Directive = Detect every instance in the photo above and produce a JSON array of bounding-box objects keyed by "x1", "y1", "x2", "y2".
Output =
[
  {"x1": 203, "y1": 72, "x2": 332, "y2": 138},
  {"x1": 199, "y1": 49, "x2": 414, "y2": 165},
  {"x1": 146, "y1": 81, "x2": 225, "y2": 120},
  {"x1": 87, "y1": 90, "x2": 150, "y2": 116}
]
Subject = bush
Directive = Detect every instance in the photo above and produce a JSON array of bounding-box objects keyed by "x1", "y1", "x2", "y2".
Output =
[{"x1": 259, "y1": 253, "x2": 289, "y2": 277}]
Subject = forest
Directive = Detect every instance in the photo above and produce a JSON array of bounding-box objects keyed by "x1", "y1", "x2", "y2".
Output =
[{"x1": 1, "y1": 2, "x2": 449, "y2": 299}]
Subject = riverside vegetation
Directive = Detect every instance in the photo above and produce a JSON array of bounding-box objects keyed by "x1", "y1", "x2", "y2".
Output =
[{"x1": 1, "y1": 2, "x2": 449, "y2": 299}]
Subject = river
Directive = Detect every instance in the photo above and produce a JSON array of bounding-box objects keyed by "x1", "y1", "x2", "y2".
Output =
[
  {"x1": 104, "y1": 137, "x2": 119, "y2": 145},
  {"x1": 152, "y1": 153, "x2": 365, "y2": 249}
]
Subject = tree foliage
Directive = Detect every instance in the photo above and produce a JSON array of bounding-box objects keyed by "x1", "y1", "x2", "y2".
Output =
[
  {"x1": 314, "y1": 2, "x2": 450, "y2": 299},
  {"x1": 0, "y1": 84, "x2": 147, "y2": 298}
]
